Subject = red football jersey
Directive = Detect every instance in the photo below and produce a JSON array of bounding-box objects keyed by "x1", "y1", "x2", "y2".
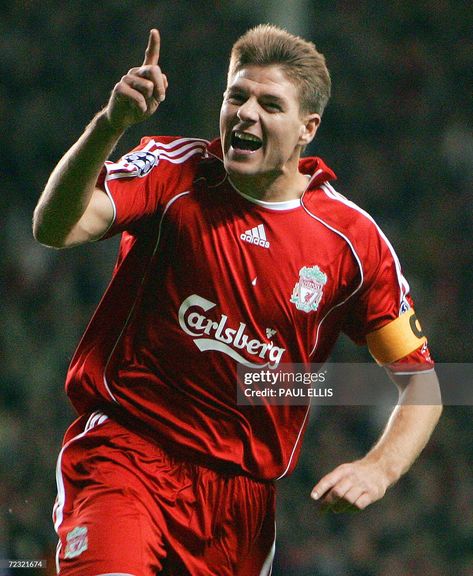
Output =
[{"x1": 65, "y1": 136, "x2": 428, "y2": 480}]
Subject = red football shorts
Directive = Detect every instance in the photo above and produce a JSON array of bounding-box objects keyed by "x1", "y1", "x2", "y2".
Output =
[{"x1": 53, "y1": 411, "x2": 276, "y2": 575}]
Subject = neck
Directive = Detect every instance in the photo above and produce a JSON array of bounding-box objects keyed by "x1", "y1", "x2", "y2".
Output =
[{"x1": 229, "y1": 169, "x2": 309, "y2": 202}]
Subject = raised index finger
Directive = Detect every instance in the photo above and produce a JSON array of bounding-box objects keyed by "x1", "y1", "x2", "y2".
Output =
[{"x1": 142, "y1": 29, "x2": 160, "y2": 66}]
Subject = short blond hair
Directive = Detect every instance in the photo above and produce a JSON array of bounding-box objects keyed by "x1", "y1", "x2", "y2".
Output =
[{"x1": 228, "y1": 24, "x2": 331, "y2": 116}]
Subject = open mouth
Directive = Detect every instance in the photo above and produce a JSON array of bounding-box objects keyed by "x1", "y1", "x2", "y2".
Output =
[{"x1": 231, "y1": 131, "x2": 263, "y2": 152}]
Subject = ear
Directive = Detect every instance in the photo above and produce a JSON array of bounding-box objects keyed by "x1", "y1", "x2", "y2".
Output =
[{"x1": 298, "y1": 113, "x2": 321, "y2": 147}]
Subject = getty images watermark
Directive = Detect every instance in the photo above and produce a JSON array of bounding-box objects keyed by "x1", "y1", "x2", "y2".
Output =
[
  {"x1": 241, "y1": 367, "x2": 333, "y2": 402},
  {"x1": 237, "y1": 363, "x2": 472, "y2": 406}
]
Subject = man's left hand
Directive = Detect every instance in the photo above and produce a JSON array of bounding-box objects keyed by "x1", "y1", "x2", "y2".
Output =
[{"x1": 311, "y1": 459, "x2": 390, "y2": 513}]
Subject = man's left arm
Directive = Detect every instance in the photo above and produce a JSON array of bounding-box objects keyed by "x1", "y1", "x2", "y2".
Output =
[{"x1": 311, "y1": 369, "x2": 442, "y2": 512}]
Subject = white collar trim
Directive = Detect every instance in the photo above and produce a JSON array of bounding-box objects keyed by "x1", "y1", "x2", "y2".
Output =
[{"x1": 229, "y1": 176, "x2": 312, "y2": 211}]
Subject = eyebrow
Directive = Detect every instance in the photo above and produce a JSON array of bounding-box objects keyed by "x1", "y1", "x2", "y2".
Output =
[
  {"x1": 226, "y1": 86, "x2": 287, "y2": 105},
  {"x1": 260, "y1": 94, "x2": 286, "y2": 104}
]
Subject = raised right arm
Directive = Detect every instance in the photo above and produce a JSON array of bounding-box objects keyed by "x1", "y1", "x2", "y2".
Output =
[{"x1": 33, "y1": 29, "x2": 167, "y2": 248}]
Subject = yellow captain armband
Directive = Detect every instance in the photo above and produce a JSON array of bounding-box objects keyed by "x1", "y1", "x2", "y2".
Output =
[{"x1": 366, "y1": 308, "x2": 427, "y2": 366}]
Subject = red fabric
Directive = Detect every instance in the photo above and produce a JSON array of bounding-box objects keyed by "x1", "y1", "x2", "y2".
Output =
[
  {"x1": 65, "y1": 135, "x2": 430, "y2": 480},
  {"x1": 55, "y1": 413, "x2": 275, "y2": 576}
]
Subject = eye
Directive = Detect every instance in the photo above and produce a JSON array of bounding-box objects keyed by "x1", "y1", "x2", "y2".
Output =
[
  {"x1": 262, "y1": 101, "x2": 283, "y2": 112},
  {"x1": 225, "y1": 92, "x2": 245, "y2": 104}
]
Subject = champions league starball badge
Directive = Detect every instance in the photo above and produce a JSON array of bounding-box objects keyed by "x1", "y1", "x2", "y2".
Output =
[
  {"x1": 123, "y1": 150, "x2": 158, "y2": 176},
  {"x1": 290, "y1": 265, "x2": 328, "y2": 313}
]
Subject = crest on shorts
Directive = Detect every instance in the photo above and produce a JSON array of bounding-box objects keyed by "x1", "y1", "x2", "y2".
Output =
[
  {"x1": 64, "y1": 526, "x2": 88, "y2": 559},
  {"x1": 290, "y1": 266, "x2": 327, "y2": 313}
]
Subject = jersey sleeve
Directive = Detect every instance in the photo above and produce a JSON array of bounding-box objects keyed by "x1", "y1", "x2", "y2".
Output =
[
  {"x1": 97, "y1": 136, "x2": 208, "y2": 236},
  {"x1": 342, "y1": 218, "x2": 431, "y2": 366}
]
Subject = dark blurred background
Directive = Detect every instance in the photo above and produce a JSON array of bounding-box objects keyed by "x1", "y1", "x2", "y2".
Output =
[{"x1": 1, "y1": 1, "x2": 472, "y2": 574}]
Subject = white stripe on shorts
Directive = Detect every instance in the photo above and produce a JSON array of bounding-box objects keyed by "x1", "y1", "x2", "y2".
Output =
[
  {"x1": 259, "y1": 523, "x2": 276, "y2": 576},
  {"x1": 53, "y1": 411, "x2": 109, "y2": 573}
]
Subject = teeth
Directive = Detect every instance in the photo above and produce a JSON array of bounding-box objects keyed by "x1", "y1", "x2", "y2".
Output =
[{"x1": 234, "y1": 131, "x2": 261, "y2": 143}]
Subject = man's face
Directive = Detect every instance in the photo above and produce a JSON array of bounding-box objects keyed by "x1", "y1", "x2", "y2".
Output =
[{"x1": 219, "y1": 65, "x2": 316, "y2": 186}]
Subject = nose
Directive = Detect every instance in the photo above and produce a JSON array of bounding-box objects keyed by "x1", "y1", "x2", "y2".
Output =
[{"x1": 237, "y1": 98, "x2": 258, "y2": 122}]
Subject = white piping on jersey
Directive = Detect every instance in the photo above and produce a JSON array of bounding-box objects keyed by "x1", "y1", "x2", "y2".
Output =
[
  {"x1": 204, "y1": 147, "x2": 237, "y2": 188},
  {"x1": 98, "y1": 139, "x2": 208, "y2": 391},
  {"x1": 323, "y1": 182, "x2": 410, "y2": 306},
  {"x1": 207, "y1": 173, "x2": 229, "y2": 188},
  {"x1": 98, "y1": 183, "x2": 118, "y2": 241},
  {"x1": 53, "y1": 411, "x2": 108, "y2": 573},
  {"x1": 103, "y1": 372, "x2": 118, "y2": 403},
  {"x1": 99, "y1": 138, "x2": 205, "y2": 236},
  {"x1": 278, "y1": 179, "x2": 411, "y2": 479},
  {"x1": 274, "y1": 189, "x2": 367, "y2": 479},
  {"x1": 102, "y1": 191, "x2": 191, "y2": 404},
  {"x1": 192, "y1": 170, "x2": 228, "y2": 190},
  {"x1": 275, "y1": 404, "x2": 311, "y2": 480},
  {"x1": 150, "y1": 192, "x2": 191, "y2": 258},
  {"x1": 300, "y1": 188, "x2": 365, "y2": 358}
]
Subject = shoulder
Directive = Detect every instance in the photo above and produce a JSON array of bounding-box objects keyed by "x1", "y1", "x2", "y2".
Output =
[
  {"x1": 105, "y1": 136, "x2": 210, "y2": 182},
  {"x1": 303, "y1": 182, "x2": 387, "y2": 248},
  {"x1": 299, "y1": 156, "x2": 379, "y2": 242},
  {"x1": 302, "y1": 182, "x2": 403, "y2": 288}
]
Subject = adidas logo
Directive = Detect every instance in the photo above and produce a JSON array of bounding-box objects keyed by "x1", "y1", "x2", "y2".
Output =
[{"x1": 240, "y1": 224, "x2": 270, "y2": 249}]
